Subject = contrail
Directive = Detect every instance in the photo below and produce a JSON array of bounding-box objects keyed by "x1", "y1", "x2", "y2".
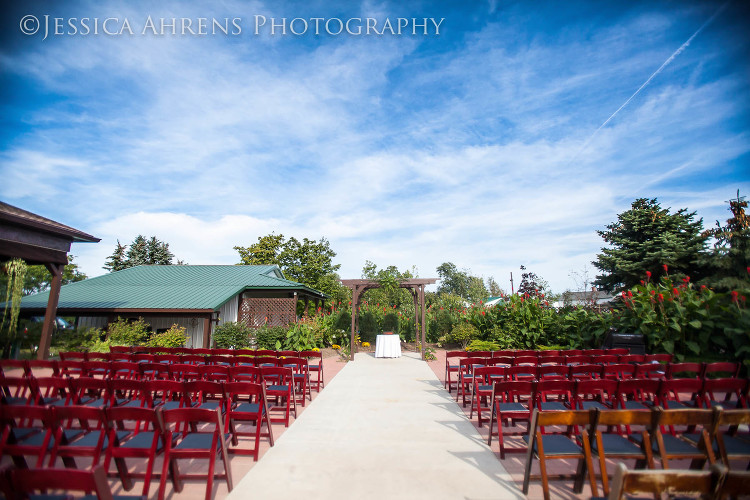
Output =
[{"x1": 567, "y1": 1, "x2": 731, "y2": 166}]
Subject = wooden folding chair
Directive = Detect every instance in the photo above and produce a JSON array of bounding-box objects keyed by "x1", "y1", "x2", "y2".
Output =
[
  {"x1": 575, "y1": 379, "x2": 618, "y2": 410},
  {"x1": 712, "y1": 408, "x2": 750, "y2": 470},
  {"x1": 224, "y1": 381, "x2": 274, "y2": 460},
  {"x1": 282, "y1": 356, "x2": 312, "y2": 405},
  {"x1": 8, "y1": 464, "x2": 146, "y2": 500},
  {"x1": 0, "y1": 375, "x2": 36, "y2": 406},
  {"x1": 702, "y1": 361, "x2": 740, "y2": 379},
  {"x1": 607, "y1": 462, "x2": 725, "y2": 500},
  {"x1": 157, "y1": 407, "x2": 233, "y2": 500},
  {"x1": 649, "y1": 407, "x2": 719, "y2": 470},
  {"x1": 456, "y1": 357, "x2": 486, "y2": 407},
  {"x1": 535, "y1": 379, "x2": 574, "y2": 412},
  {"x1": 522, "y1": 408, "x2": 598, "y2": 500},
  {"x1": 589, "y1": 408, "x2": 657, "y2": 495},
  {"x1": 601, "y1": 363, "x2": 636, "y2": 381},
  {"x1": 33, "y1": 376, "x2": 73, "y2": 406},
  {"x1": 615, "y1": 379, "x2": 660, "y2": 410}
]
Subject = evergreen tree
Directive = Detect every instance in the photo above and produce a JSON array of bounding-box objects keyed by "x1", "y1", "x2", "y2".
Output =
[
  {"x1": 593, "y1": 198, "x2": 709, "y2": 292},
  {"x1": 126, "y1": 235, "x2": 149, "y2": 267},
  {"x1": 146, "y1": 236, "x2": 174, "y2": 265},
  {"x1": 103, "y1": 241, "x2": 128, "y2": 272},
  {"x1": 103, "y1": 236, "x2": 177, "y2": 271}
]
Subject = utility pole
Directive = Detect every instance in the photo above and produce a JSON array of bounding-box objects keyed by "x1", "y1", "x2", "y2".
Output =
[{"x1": 510, "y1": 272, "x2": 514, "y2": 295}]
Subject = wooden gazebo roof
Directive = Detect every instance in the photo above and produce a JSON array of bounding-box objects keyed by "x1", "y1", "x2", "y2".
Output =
[{"x1": 0, "y1": 201, "x2": 99, "y2": 359}]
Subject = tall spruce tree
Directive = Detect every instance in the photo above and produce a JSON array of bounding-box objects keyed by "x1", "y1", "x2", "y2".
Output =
[
  {"x1": 593, "y1": 198, "x2": 709, "y2": 292},
  {"x1": 103, "y1": 235, "x2": 176, "y2": 271}
]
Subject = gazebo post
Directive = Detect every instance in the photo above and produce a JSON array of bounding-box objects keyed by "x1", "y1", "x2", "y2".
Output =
[{"x1": 37, "y1": 263, "x2": 63, "y2": 360}]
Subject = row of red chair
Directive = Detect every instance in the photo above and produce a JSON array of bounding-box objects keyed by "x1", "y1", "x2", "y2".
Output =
[
  {"x1": 480, "y1": 377, "x2": 748, "y2": 458},
  {"x1": 2, "y1": 363, "x2": 306, "y2": 424},
  {"x1": 520, "y1": 406, "x2": 750, "y2": 499},
  {"x1": 450, "y1": 356, "x2": 740, "y2": 401},
  {"x1": 2, "y1": 352, "x2": 325, "y2": 392},
  {"x1": 108, "y1": 345, "x2": 307, "y2": 357},
  {"x1": 0, "y1": 401, "x2": 249, "y2": 499}
]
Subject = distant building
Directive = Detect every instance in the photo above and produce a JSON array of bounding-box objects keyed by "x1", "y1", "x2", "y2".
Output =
[
  {"x1": 552, "y1": 290, "x2": 614, "y2": 309},
  {"x1": 17, "y1": 264, "x2": 326, "y2": 348}
]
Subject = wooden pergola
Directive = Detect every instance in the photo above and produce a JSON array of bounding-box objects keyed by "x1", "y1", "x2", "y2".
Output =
[
  {"x1": 0, "y1": 202, "x2": 99, "y2": 360},
  {"x1": 341, "y1": 278, "x2": 437, "y2": 361}
]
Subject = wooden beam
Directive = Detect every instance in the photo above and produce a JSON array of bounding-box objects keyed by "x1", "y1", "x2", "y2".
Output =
[{"x1": 37, "y1": 263, "x2": 63, "y2": 360}]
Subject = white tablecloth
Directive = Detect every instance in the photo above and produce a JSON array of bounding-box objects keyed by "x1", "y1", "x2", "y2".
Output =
[{"x1": 375, "y1": 334, "x2": 401, "y2": 358}]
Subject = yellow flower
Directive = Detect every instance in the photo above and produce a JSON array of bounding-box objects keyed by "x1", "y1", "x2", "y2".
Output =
[
  {"x1": 332, "y1": 344, "x2": 341, "y2": 350},
  {"x1": 362, "y1": 342, "x2": 370, "y2": 348},
  {"x1": 312, "y1": 347, "x2": 320, "y2": 352}
]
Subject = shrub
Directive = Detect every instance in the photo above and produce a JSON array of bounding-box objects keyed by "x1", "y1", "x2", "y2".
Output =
[
  {"x1": 52, "y1": 327, "x2": 105, "y2": 353},
  {"x1": 148, "y1": 324, "x2": 187, "y2": 349},
  {"x1": 382, "y1": 312, "x2": 399, "y2": 335},
  {"x1": 466, "y1": 339, "x2": 500, "y2": 352},
  {"x1": 283, "y1": 320, "x2": 319, "y2": 351},
  {"x1": 449, "y1": 322, "x2": 479, "y2": 349},
  {"x1": 213, "y1": 322, "x2": 252, "y2": 349},
  {"x1": 107, "y1": 317, "x2": 150, "y2": 346},
  {"x1": 254, "y1": 325, "x2": 287, "y2": 350}
]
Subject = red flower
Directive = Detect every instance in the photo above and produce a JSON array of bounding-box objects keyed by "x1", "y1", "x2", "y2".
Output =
[
  {"x1": 657, "y1": 293, "x2": 664, "y2": 303},
  {"x1": 731, "y1": 291, "x2": 739, "y2": 302},
  {"x1": 650, "y1": 290, "x2": 656, "y2": 296},
  {"x1": 646, "y1": 271, "x2": 651, "y2": 278},
  {"x1": 640, "y1": 280, "x2": 645, "y2": 285},
  {"x1": 683, "y1": 276, "x2": 690, "y2": 283},
  {"x1": 627, "y1": 291, "x2": 633, "y2": 298},
  {"x1": 672, "y1": 288, "x2": 679, "y2": 296},
  {"x1": 662, "y1": 264, "x2": 669, "y2": 272},
  {"x1": 481, "y1": 311, "x2": 485, "y2": 316},
  {"x1": 700, "y1": 285, "x2": 706, "y2": 290}
]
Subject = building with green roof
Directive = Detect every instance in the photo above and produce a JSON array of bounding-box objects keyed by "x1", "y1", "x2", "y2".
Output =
[{"x1": 17, "y1": 264, "x2": 326, "y2": 348}]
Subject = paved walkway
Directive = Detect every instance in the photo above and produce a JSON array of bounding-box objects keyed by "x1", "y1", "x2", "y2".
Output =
[{"x1": 229, "y1": 352, "x2": 524, "y2": 500}]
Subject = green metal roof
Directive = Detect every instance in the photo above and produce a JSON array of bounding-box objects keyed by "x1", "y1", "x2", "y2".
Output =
[{"x1": 18, "y1": 265, "x2": 325, "y2": 312}]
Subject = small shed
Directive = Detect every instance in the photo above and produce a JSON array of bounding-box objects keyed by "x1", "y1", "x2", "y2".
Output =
[{"x1": 17, "y1": 264, "x2": 326, "y2": 349}]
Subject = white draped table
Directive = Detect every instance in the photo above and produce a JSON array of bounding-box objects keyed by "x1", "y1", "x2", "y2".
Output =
[{"x1": 375, "y1": 334, "x2": 401, "y2": 358}]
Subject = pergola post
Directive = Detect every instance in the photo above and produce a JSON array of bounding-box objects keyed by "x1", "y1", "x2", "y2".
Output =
[
  {"x1": 37, "y1": 263, "x2": 63, "y2": 360},
  {"x1": 202, "y1": 315, "x2": 212, "y2": 349},
  {"x1": 420, "y1": 284, "x2": 426, "y2": 360}
]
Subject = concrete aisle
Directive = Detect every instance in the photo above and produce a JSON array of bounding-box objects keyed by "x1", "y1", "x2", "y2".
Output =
[{"x1": 229, "y1": 352, "x2": 524, "y2": 500}]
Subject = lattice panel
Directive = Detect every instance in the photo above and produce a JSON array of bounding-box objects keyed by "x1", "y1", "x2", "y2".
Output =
[{"x1": 239, "y1": 297, "x2": 296, "y2": 328}]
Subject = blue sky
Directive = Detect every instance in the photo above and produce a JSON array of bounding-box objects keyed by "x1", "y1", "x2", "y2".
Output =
[{"x1": 1, "y1": 0, "x2": 748, "y2": 294}]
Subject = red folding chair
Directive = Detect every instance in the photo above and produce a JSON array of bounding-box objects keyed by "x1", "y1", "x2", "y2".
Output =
[
  {"x1": 260, "y1": 366, "x2": 297, "y2": 427},
  {"x1": 282, "y1": 357, "x2": 311, "y2": 405},
  {"x1": 0, "y1": 360, "x2": 30, "y2": 377},
  {"x1": 616, "y1": 379, "x2": 660, "y2": 410},
  {"x1": 27, "y1": 359, "x2": 60, "y2": 377},
  {"x1": 0, "y1": 404, "x2": 56, "y2": 468},
  {"x1": 224, "y1": 381, "x2": 274, "y2": 460},
  {"x1": 157, "y1": 407, "x2": 233, "y2": 500},
  {"x1": 0, "y1": 375, "x2": 36, "y2": 405},
  {"x1": 228, "y1": 365, "x2": 261, "y2": 383},
  {"x1": 456, "y1": 357, "x2": 486, "y2": 407},
  {"x1": 601, "y1": 363, "x2": 636, "y2": 380},
  {"x1": 8, "y1": 464, "x2": 143, "y2": 500},
  {"x1": 701, "y1": 378, "x2": 748, "y2": 410},
  {"x1": 300, "y1": 350, "x2": 324, "y2": 391},
  {"x1": 145, "y1": 380, "x2": 191, "y2": 410},
  {"x1": 104, "y1": 405, "x2": 168, "y2": 497},
  {"x1": 470, "y1": 366, "x2": 506, "y2": 426},
  {"x1": 33, "y1": 376, "x2": 73, "y2": 406},
  {"x1": 702, "y1": 362, "x2": 740, "y2": 379},
  {"x1": 201, "y1": 365, "x2": 230, "y2": 382},
  {"x1": 535, "y1": 379, "x2": 574, "y2": 412},
  {"x1": 184, "y1": 380, "x2": 226, "y2": 413},
  {"x1": 48, "y1": 405, "x2": 110, "y2": 469},
  {"x1": 575, "y1": 379, "x2": 618, "y2": 410},
  {"x1": 538, "y1": 364, "x2": 569, "y2": 381},
  {"x1": 633, "y1": 363, "x2": 666, "y2": 380},
  {"x1": 666, "y1": 362, "x2": 702, "y2": 380},
  {"x1": 487, "y1": 380, "x2": 536, "y2": 459},
  {"x1": 568, "y1": 363, "x2": 603, "y2": 381},
  {"x1": 444, "y1": 351, "x2": 469, "y2": 393}
]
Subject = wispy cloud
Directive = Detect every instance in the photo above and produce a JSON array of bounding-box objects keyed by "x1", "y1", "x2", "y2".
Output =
[{"x1": 2, "y1": 0, "x2": 749, "y2": 293}]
